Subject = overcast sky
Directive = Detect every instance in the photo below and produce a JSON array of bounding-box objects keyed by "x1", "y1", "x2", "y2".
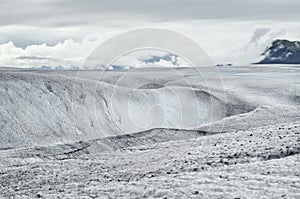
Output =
[{"x1": 1, "y1": 0, "x2": 300, "y2": 67}]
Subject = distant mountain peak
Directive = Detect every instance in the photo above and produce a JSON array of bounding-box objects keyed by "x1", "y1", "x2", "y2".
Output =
[{"x1": 258, "y1": 39, "x2": 300, "y2": 64}]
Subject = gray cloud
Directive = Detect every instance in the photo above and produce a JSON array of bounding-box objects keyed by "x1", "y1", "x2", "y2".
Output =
[
  {"x1": 1, "y1": 0, "x2": 300, "y2": 67},
  {"x1": 249, "y1": 28, "x2": 271, "y2": 44},
  {"x1": 0, "y1": 27, "x2": 71, "y2": 48},
  {"x1": 16, "y1": 56, "x2": 59, "y2": 61},
  {"x1": 1, "y1": 0, "x2": 299, "y2": 27}
]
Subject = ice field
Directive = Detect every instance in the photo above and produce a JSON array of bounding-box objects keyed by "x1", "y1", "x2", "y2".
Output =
[{"x1": 0, "y1": 65, "x2": 299, "y2": 198}]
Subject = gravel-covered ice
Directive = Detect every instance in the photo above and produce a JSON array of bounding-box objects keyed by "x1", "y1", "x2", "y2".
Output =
[{"x1": 0, "y1": 65, "x2": 299, "y2": 198}]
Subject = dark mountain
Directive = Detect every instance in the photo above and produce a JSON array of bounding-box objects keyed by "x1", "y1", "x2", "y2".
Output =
[{"x1": 258, "y1": 39, "x2": 300, "y2": 64}]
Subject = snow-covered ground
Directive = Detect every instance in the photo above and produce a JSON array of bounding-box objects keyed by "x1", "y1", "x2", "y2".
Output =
[{"x1": 0, "y1": 65, "x2": 299, "y2": 198}]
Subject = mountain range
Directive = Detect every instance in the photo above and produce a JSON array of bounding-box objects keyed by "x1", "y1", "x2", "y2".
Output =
[
  {"x1": 30, "y1": 39, "x2": 300, "y2": 70},
  {"x1": 258, "y1": 39, "x2": 300, "y2": 64}
]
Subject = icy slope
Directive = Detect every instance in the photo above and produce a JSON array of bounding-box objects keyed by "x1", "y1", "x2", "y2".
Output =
[
  {"x1": 0, "y1": 70, "x2": 224, "y2": 149},
  {"x1": 0, "y1": 65, "x2": 299, "y2": 150}
]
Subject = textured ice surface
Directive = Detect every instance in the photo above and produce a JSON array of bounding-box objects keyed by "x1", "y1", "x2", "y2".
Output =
[{"x1": 0, "y1": 65, "x2": 299, "y2": 198}]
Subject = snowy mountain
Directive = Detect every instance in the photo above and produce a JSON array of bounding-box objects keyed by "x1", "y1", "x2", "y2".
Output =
[{"x1": 258, "y1": 39, "x2": 300, "y2": 64}]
